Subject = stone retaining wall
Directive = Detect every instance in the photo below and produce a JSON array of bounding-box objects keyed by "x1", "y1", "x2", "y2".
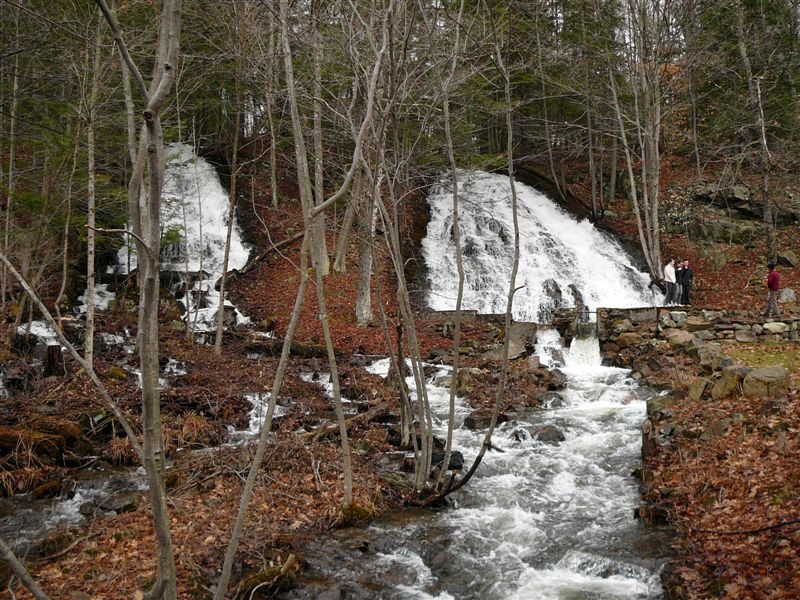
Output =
[{"x1": 597, "y1": 306, "x2": 800, "y2": 346}]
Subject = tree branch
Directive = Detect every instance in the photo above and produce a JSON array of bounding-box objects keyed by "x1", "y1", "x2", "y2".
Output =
[
  {"x1": 94, "y1": 0, "x2": 149, "y2": 103},
  {"x1": 0, "y1": 536, "x2": 50, "y2": 600}
]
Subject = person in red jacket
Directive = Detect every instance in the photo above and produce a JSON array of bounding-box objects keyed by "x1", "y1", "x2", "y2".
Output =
[{"x1": 762, "y1": 262, "x2": 782, "y2": 318}]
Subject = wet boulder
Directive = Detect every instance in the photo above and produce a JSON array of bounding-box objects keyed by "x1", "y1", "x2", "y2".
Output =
[
  {"x1": 529, "y1": 425, "x2": 565, "y2": 445},
  {"x1": 455, "y1": 367, "x2": 484, "y2": 396},
  {"x1": 548, "y1": 369, "x2": 567, "y2": 389},
  {"x1": 646, "y1": 395, "x2": 676, "y2": 420},
  {"x1": 431, "y1": 450, "x2": 464, "y2": 471},
  {"x1": 463, "y1": 411, "x2": 508, "y2": 430}
]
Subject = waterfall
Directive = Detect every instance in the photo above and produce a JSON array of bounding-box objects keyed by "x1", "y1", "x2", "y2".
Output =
[
  {"x1": 422, "y1": 171, "x2": 658, "y2": 321},
  {"x1": 117, "y1": 143, "x2": 251, "y2": 332}
]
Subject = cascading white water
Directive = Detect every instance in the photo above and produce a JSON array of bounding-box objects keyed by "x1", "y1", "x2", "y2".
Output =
[
  {"x1": 287, "y1": 345, "x2": 666, "y2": 599},
  {"x1": 422, "y1": 171, "x2": 658, "y2": 321},
  {"x1": 283, "y1": 175, "x2": 668, "y2": 599},
  {"x1": 117, "y1": 142, "x2": 251, "y2": 331}
]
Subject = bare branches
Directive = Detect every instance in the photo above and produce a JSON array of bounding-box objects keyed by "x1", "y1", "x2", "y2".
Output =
[{"x1": 94, "y1": 0, "x2": 148, "y2": 102}]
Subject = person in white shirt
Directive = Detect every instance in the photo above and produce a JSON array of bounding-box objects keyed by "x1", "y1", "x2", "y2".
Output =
[{"x1": 663, "y1": 259, "x2": 676, "y2": 305}]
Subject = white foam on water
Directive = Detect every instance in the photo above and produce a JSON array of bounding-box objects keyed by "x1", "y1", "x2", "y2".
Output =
[
  {"x1": 353, "y1": 331, "x2": 662, "y2": 599},
  {"x1": 117, "y1": 143, "x2": 251, "y2": 332},
  {"x1": 77, "y1": 283, "x2": 116, "y2": 313},
  {"x1": 16, "y1": 320, "x2": 60, "y2": 346},
  {"x1": 226, "y1": 392, "x2": 289, "y2": 443},
  {"x1": 422, "y1": 171, "x2": 658, "y2": 321}
]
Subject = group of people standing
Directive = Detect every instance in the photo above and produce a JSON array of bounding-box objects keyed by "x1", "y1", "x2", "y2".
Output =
[{"x1": 663, "y1": 258, "x2": 693, "y2": 305}]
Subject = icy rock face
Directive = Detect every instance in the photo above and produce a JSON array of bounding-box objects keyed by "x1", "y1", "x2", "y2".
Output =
[
  {"x1": 422, "y1": 170, "x2": 658, "y2": 322},
  {"x1": 118, "y1": 143, "x2": 251, "y2": 332}
]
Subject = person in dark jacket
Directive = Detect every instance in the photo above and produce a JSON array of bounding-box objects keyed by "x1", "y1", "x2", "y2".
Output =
[
  {"x1": 675, "y1": 261, "x2": 684, "y2": 305},
  {"x1": 762, "y1": 262, "x2": 782, "y2": 318},
  {"x1": 680, "y1": 260, "x2": 693, "y2": 305}
]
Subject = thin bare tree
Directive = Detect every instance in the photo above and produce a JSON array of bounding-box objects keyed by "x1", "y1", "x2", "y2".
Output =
[{"x1": 95, "y1": 0, "x2": 183, "y2": 597}]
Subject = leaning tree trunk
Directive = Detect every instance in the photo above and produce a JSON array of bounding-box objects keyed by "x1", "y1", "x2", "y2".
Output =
[
  {"x1": 439, "y1": 0, "x2": 465, "y2": 492},
  {"x1": 443, "y1": 19, "x2": 519, "y2": 497}
]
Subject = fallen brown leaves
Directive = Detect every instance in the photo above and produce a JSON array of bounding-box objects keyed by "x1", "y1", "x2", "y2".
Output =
[{"x1": 645, "y1": 367, "x2": 800, "y2": 598}]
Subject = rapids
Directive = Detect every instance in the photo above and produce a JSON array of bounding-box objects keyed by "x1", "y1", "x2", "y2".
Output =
[{"x1": 281, "y1": 173, "x2": 669, "y2": 599}]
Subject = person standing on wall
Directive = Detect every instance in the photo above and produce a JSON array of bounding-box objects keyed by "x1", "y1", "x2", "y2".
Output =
[
  {"x1": 762, "y1": 262, "x2": 782, "y2": 318},
  {"x1": 675, "y1": 261, "x2": 684, "y2": 305},
  {"x1": 663, "y1": 259, "x2": 676, "y2": 305},
  {"x1": 681, "y1": 260, "x2": 693, "y2": 305}
]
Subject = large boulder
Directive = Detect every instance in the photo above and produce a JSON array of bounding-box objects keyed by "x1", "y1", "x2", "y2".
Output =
[
  {"x1": 669, "y1": 311, "x2": 688, "y2": 326},
  {"x1": 529, "y1": 425, "x2": 565, "y2": 445},
  {"x1": 763, "y1": 322, "x2": 789, "y2": 335},
  {"x1": 665, "y1": 329, "x2": 695, "y2": 348},
  {"x1": 688, "y1": 377, "x2": 709, "y2": 403},
  {"x1": 735, "y1": 329, "x2": 757, "y2": 343},
  {"x1": 777, "y1": 250, "x2": 798, "y2": 268},
  {"x1": 684, "y1": 316, "x2": 711, "y2": 332},
  {"x1": 464, "y1": 412, "x2": 508, "y2": 430},
  {"x1": 742, "y1": 366, "x2": 788, "y2": 397},
  {"x1": 617, "y1": 332, "x2": 644, "y2": 347},
  {"x1": 612, "y1": 319, "x2": 635, "y2": 334},
  {"x1": 778, "y1": 288, "x2": 796, "y2": 304},
  {"x1": 711, "y1": 366, "x2": 752, "y2": 400}
]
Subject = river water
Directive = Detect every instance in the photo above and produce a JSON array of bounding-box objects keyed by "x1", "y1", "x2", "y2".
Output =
[
  {"x1": 284, "y1": 332, "x2": 670, "y2": 599},
  {"x1": 283, "y1": 171, "x2": 669, "y2": 598}
]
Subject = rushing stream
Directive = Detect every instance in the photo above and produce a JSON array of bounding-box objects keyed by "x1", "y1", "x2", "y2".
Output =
[
  {"x1": 283, "y1": 171, "x2": 669, "y2": 598},
  {"x1": 284, "y1": 335, "x2": 669, "y2": 599}
]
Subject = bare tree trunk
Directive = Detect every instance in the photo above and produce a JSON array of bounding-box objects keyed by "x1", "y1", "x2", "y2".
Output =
[
  {"x1": 85, "y1": 9, "x2": 104, "y2": 366},
  {"x1": 354, "y1": 195, "x2": 375, "y2": 327},
  {"x1": 267, "y1": 15, "x2": 280, "y2": 209},
  {"x1": 55, "y1": 135, "x2": 81, "y2": 329},
  {"x1": 2, "y1": 1, "x2": 20, "y2": 310},
  {"x1": 279, "y1": 0, "x2": 353, "y2": 505},
  {"x1": 332, "y1": 168, "x2": 361, "y2": 273},
  {"x1": 755, "y1": 77, "x2": 777, "y2": 261},
  {"x1": 214, "y1": 54, "x2": 242, "y2": 355},
  {"x1": 0, "y1": 535, "x2": 50, "y2": 600},
  {"x1": 442, "y1": 7, "x2": 519, "y2": 495},
  {"x1": 213, "y1": 237, "x2": 311, "y2": 600},
  {"x1": 535, "y1": 22, "x2": 564, "y2": 202},
  {"x1": 608, "y1": 135, "x2": 617, "y2": 206},
  {"x1": 96, "y1": 1, "x2": 183, "y2": 597},
  {"x1": 439, "y1": 0, "x2": 465, "y2": 491},
  {"x1": 736, "y1": 2, "x2": 777, "y2": 261},
  {"x1": 311, "y1": 0, "x2": 329, "y2": 276}
]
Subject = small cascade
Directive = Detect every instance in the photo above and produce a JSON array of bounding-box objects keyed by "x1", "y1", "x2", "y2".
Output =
[
  {"x1": 286, "y1": 346, "x2": 668, "y2": 599},
  {"x1": 117, "y1": 143, "x2": 251, "y2": 334},
  {"x1": 422, "y1": 171, "x2": 658, "y2": 321}
]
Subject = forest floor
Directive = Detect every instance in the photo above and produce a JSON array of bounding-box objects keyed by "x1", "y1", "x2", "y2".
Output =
[
  {"x1": 644, "y1": 350, "x2": 800, "y2": 599},
  {"x1": 3, "y1": 155, "x2": 800, "y2": 598}
]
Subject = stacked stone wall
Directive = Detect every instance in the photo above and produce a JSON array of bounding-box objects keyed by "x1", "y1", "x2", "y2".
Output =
[{"x1": 597, "y1": 306, "x2": 800, "y2": 347}]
